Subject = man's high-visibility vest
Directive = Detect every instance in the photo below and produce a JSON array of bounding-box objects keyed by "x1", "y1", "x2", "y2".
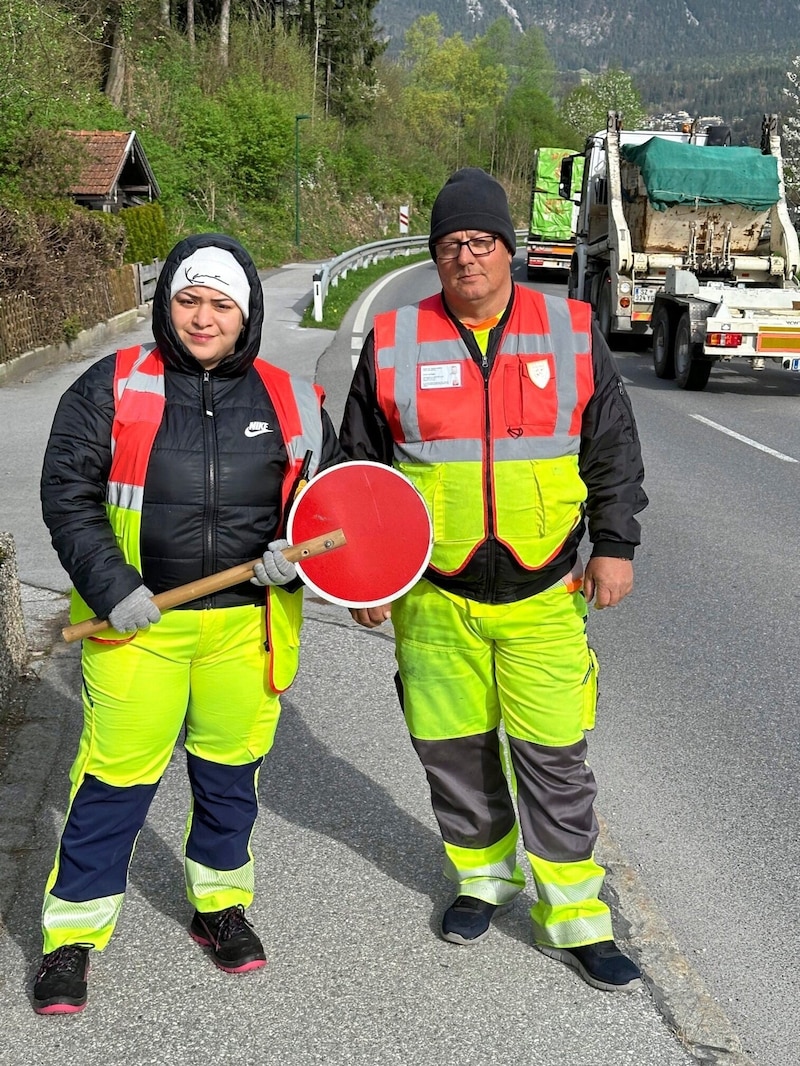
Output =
[{"x1": 372, "y1": 287, "x2": 594, "y2": 575}]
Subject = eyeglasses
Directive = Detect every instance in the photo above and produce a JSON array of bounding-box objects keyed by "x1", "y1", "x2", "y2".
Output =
[{"x1": 434, "y1": 235, "x2": 498, "y2": 261}]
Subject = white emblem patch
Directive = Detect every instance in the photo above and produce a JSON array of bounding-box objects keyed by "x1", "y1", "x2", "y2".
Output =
[
  {"x1": 244, "y1": 421, "x2": 272, "y2": 437},
  {"x1": 420, "y1": 363, "x2": 462, "y2": 389},
  {"x1": 526, "y1": 359, "x2": 551, "y2": 389}
]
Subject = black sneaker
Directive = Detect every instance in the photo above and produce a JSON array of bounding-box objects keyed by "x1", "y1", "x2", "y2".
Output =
[
  {"x1": 537, "y1": 939, "x2": 642, "y2": 991},
  {"x1": 190, "y1": 904, "x2": 266, "y2": 973},
  {"x1": 33, "y1": 944, "x2": 91, "y2": 1014},
  {"x1": 441, "y1": 895, "x2": 509, "y2": 945}
]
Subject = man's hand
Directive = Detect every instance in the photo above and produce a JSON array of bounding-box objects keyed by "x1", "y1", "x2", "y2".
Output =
[
  {"x1": 350, "y1": 604, "x2": 392, "y2": 628},
  {"x1": 583, "y1": 557, "x2": 633, "y2": 609}
]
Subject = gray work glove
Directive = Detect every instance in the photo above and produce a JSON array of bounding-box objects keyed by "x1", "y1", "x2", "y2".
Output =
[
  {"x1": 251, "y1": 540, "x2": 297, "y2": 587},
  {"x1": 108, "y1": 585, "x2": 162, "y2": 632}
]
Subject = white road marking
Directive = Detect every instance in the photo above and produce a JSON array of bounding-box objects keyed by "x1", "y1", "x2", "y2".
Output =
[
  {"x1": 352, "y1": 261, "x2": 424, "y2": 336},
  {"x1": 691, "y1": 414, "x2": 799, "y2": 463},
  {"x1": 350, "y1": 260, "x2": 428, "y2": 372}
]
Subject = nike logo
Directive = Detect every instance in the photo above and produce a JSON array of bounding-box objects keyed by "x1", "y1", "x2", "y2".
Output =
[{"x1": 244, "y1": 421, "x2": 273, "y2": 437}]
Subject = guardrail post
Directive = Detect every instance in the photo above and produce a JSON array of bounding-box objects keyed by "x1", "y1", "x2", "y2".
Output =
[{"x1": 313, "y1": 270, "x2": 323, "y2": 323}]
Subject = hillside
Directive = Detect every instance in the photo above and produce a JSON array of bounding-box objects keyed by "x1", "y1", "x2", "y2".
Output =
[
  {"x1": 376, "y1": 0, "x2": 800, "y2": 141},
  {"x1": 376, "y1": 0, "x2": 800, "y2": 69}
]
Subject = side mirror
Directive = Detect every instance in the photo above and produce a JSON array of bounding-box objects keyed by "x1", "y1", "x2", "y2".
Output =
[{"x1": 559, "y1": 157, "x2": 574, "y2": 199}]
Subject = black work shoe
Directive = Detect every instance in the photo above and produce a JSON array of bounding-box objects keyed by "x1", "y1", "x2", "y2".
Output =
[
  {"x1": 537, "y1": 939, "x2": 642, "y2": 991},
  {"x1": 441, "y1": 895, "x2": 510, "y2": 945},
  {"x1": 33, "y1": 944, "x2": 91, "y2": 1014},
  {"x1": 190, "y1": 904, "x2": 266, "y2": 973}
]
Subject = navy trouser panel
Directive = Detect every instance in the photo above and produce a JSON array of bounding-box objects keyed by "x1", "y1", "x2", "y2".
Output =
[
  {"x1": 52, "y1": 774, "x2": 159, "y2": 901},
  {"x1": 185, "y1": 751, "x2": 263, "y2": 870}
]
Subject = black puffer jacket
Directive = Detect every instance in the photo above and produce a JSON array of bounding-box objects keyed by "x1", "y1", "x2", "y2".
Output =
[{"x1": 41, "y1": 233, "x2": 344, "y2": 618}]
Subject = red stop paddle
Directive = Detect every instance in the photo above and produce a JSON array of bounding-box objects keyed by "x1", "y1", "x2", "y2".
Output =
[{"x1": 287, "y1": 460, "x2": 433, "y2": 608}]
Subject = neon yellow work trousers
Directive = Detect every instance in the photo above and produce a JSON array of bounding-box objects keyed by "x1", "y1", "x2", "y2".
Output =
[
  {"x1": 41, "y1": 604, "x2": 283, "y2": 953},
  {"x1": 391, "y1": 578, "x2": 613, "y2": 949}
]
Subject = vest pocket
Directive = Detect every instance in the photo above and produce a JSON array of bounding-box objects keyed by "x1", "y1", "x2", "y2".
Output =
[{"x1": 503, "y1": 356, "x2": 558, "y2": 436}]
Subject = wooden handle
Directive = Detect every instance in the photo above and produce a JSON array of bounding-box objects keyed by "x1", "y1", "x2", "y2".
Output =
[{"x1": 61, "y1": 528, "x2": 346, "y2": 644}]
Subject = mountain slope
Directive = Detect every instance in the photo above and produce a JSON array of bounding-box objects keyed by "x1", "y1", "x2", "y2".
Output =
[{"x1": 375, "y1": 0, "x2": 800, "y2": 71}]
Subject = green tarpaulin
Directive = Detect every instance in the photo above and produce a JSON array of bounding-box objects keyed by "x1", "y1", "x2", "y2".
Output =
[
  {"x1": 620, "y1": 138, "x2": 779, "y2": 212},
  {"x1": 530, "y1": 148, "x2": 584, "y2": 239}
]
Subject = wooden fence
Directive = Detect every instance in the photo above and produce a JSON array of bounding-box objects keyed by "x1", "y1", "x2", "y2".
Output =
[{"x1": 0, "y1": 261, "x2": 162, "y2": 367}]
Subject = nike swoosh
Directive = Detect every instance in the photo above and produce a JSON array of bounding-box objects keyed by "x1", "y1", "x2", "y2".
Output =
[{"x1": 244, "y1": 427, "x2": 273, "y2": 437}]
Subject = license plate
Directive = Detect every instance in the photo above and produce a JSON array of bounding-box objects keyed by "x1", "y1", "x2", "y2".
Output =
[
  {"x1": 791, "y1": 358, "x2": 800, "y2": 372},
  {"x1": 633, "y1": 286, "x2": 656, "y2": 303}
]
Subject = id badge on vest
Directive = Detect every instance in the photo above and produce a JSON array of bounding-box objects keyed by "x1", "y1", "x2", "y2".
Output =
[{"x1": 419, "y1": 363, "x2": 462, "y2": 389}]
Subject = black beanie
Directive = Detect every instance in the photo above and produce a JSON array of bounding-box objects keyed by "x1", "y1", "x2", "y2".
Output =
[{"x1": 429, "y1": 167, "x2": 516, "y2": 259}]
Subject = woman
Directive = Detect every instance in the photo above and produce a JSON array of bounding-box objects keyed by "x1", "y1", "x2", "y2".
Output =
[{"x1": 34, "y1": 233, "x2": 345, "y2": 1013}]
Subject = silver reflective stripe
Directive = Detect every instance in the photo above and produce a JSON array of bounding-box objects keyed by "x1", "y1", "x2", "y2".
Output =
[
  {"x1": 114, "y1": 345, "x2": 161, "y2": 403},
  {"x1": 396, "y1": 438, "x2": 482, "y2": 463},
  {"x1": 106, "y1": 481, "x2": 144, "y2": 510},
  {"x1": 544, "y1": 294, "x2": 586, "y2": 440},
  {"x1": 42, "y1": 891, "x2": 124, "y2": 945},
  {"x1": 111, "y1": 345, "x2": 164, "y2": 465},
  {"x1": 443, "y1": 849, "x2": 521, "y2": 889},
  {"x1": 493, "y1": 436, "x2": 578, "y2": 460},
  {"x1": 185, "y1": 855, "x2": 255, "y2": 898},
  {"x1": 285, "y1": 377, "x2": 324, "y2": 476}
]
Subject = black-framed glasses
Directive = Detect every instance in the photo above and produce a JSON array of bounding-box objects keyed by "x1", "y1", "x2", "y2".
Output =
[{"x1": 434, "y1": 235, "x2": 498, "y2": 261}]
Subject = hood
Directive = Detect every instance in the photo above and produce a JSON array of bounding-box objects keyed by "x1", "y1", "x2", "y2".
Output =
[{"x1": 152, "y1": 232, "x2": 265, "y2": 377}]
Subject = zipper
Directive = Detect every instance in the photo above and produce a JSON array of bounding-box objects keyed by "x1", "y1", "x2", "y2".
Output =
[
  {"x1": 480, "y1": 330, "x2": 497, "y2": 600},
  {"x1": 202, "y1": 370, "x2": 217, "y2": 607}
]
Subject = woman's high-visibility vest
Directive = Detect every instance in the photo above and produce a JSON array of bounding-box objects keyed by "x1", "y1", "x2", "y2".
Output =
[
  {"x1": 372, "y1": 287, "x2": 595, "y2": 575},
  {"x1": 71, "y1": 344, "x2": 325, "y2": 691}
]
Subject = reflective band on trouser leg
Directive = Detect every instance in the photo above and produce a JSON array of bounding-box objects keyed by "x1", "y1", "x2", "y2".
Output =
[
  {"x1": 184, "y1": 753, "x2": 262, "y2": 912},
  {"x1": 443, "y1": 826, "x2": 525, "y2": 904},
  {"x1": 527, "y1": 854, "x2": 612, "y2": 947}
]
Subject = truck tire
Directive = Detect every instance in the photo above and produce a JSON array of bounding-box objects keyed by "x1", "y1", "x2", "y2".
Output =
[
  {"x1": 567, "y1": 256, "x2": 580, "y2": 300},
  {"x1": 674, "y1": 312, "x2": 712, "y2": 390},
  {"x1": 651, "y1": 305, "x2": 675, "y2": 379}
]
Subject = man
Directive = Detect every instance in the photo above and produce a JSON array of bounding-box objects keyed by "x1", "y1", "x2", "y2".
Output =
[{"x1": 339, "y1": 167, "x2": 648, "y2": 992}]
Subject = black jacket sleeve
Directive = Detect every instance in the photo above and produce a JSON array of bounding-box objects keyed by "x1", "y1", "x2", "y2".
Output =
[
  {"x1": 339, "y1": 331, "x2": 393, "y2": 463},
  {"x1": 318, "y1": 406, "x2": 349, "y2": 470},
  {"x1": 579, "y1": 323, "x2": 648, "y2": 559},
  {"x1": 40, "y1": 355, "x2": 145, "y2": 619}
]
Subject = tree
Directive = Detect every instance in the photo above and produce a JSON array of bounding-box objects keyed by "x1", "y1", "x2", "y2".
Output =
[
  {"x1": 399, "y1": 16, "x2": 506, "y2": 172},
  {"x1": 561, "y1": 67, "x2": 646, "y2": 139},
  {"x1": 219, "y1": 0, "x2": 230, "y2": 66}
]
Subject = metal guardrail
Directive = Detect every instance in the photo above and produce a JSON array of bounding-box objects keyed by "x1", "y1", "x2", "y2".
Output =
[
  {"x1": 311, "y1": 230, "x2": 528, "y2": 322},
  {"x1": 312, "y1": 236, "x2": 429, "y2": 322}
]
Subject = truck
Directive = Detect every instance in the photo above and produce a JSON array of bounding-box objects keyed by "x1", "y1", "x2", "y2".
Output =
[
  {"x1": 566, "y1": 112, "x2": 800, "y2": 389},
  {"x1": 526, "y1": 147, "x2": 584, "y2": 280}
]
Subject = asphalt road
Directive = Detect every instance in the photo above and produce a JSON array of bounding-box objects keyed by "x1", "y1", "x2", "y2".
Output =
[
  {"x1": 320, "y1": 257, "x2": 800, "y2": 1066},
  {"x1": 1, "y1": 256, "x2": 788, "y2": 1065}
]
